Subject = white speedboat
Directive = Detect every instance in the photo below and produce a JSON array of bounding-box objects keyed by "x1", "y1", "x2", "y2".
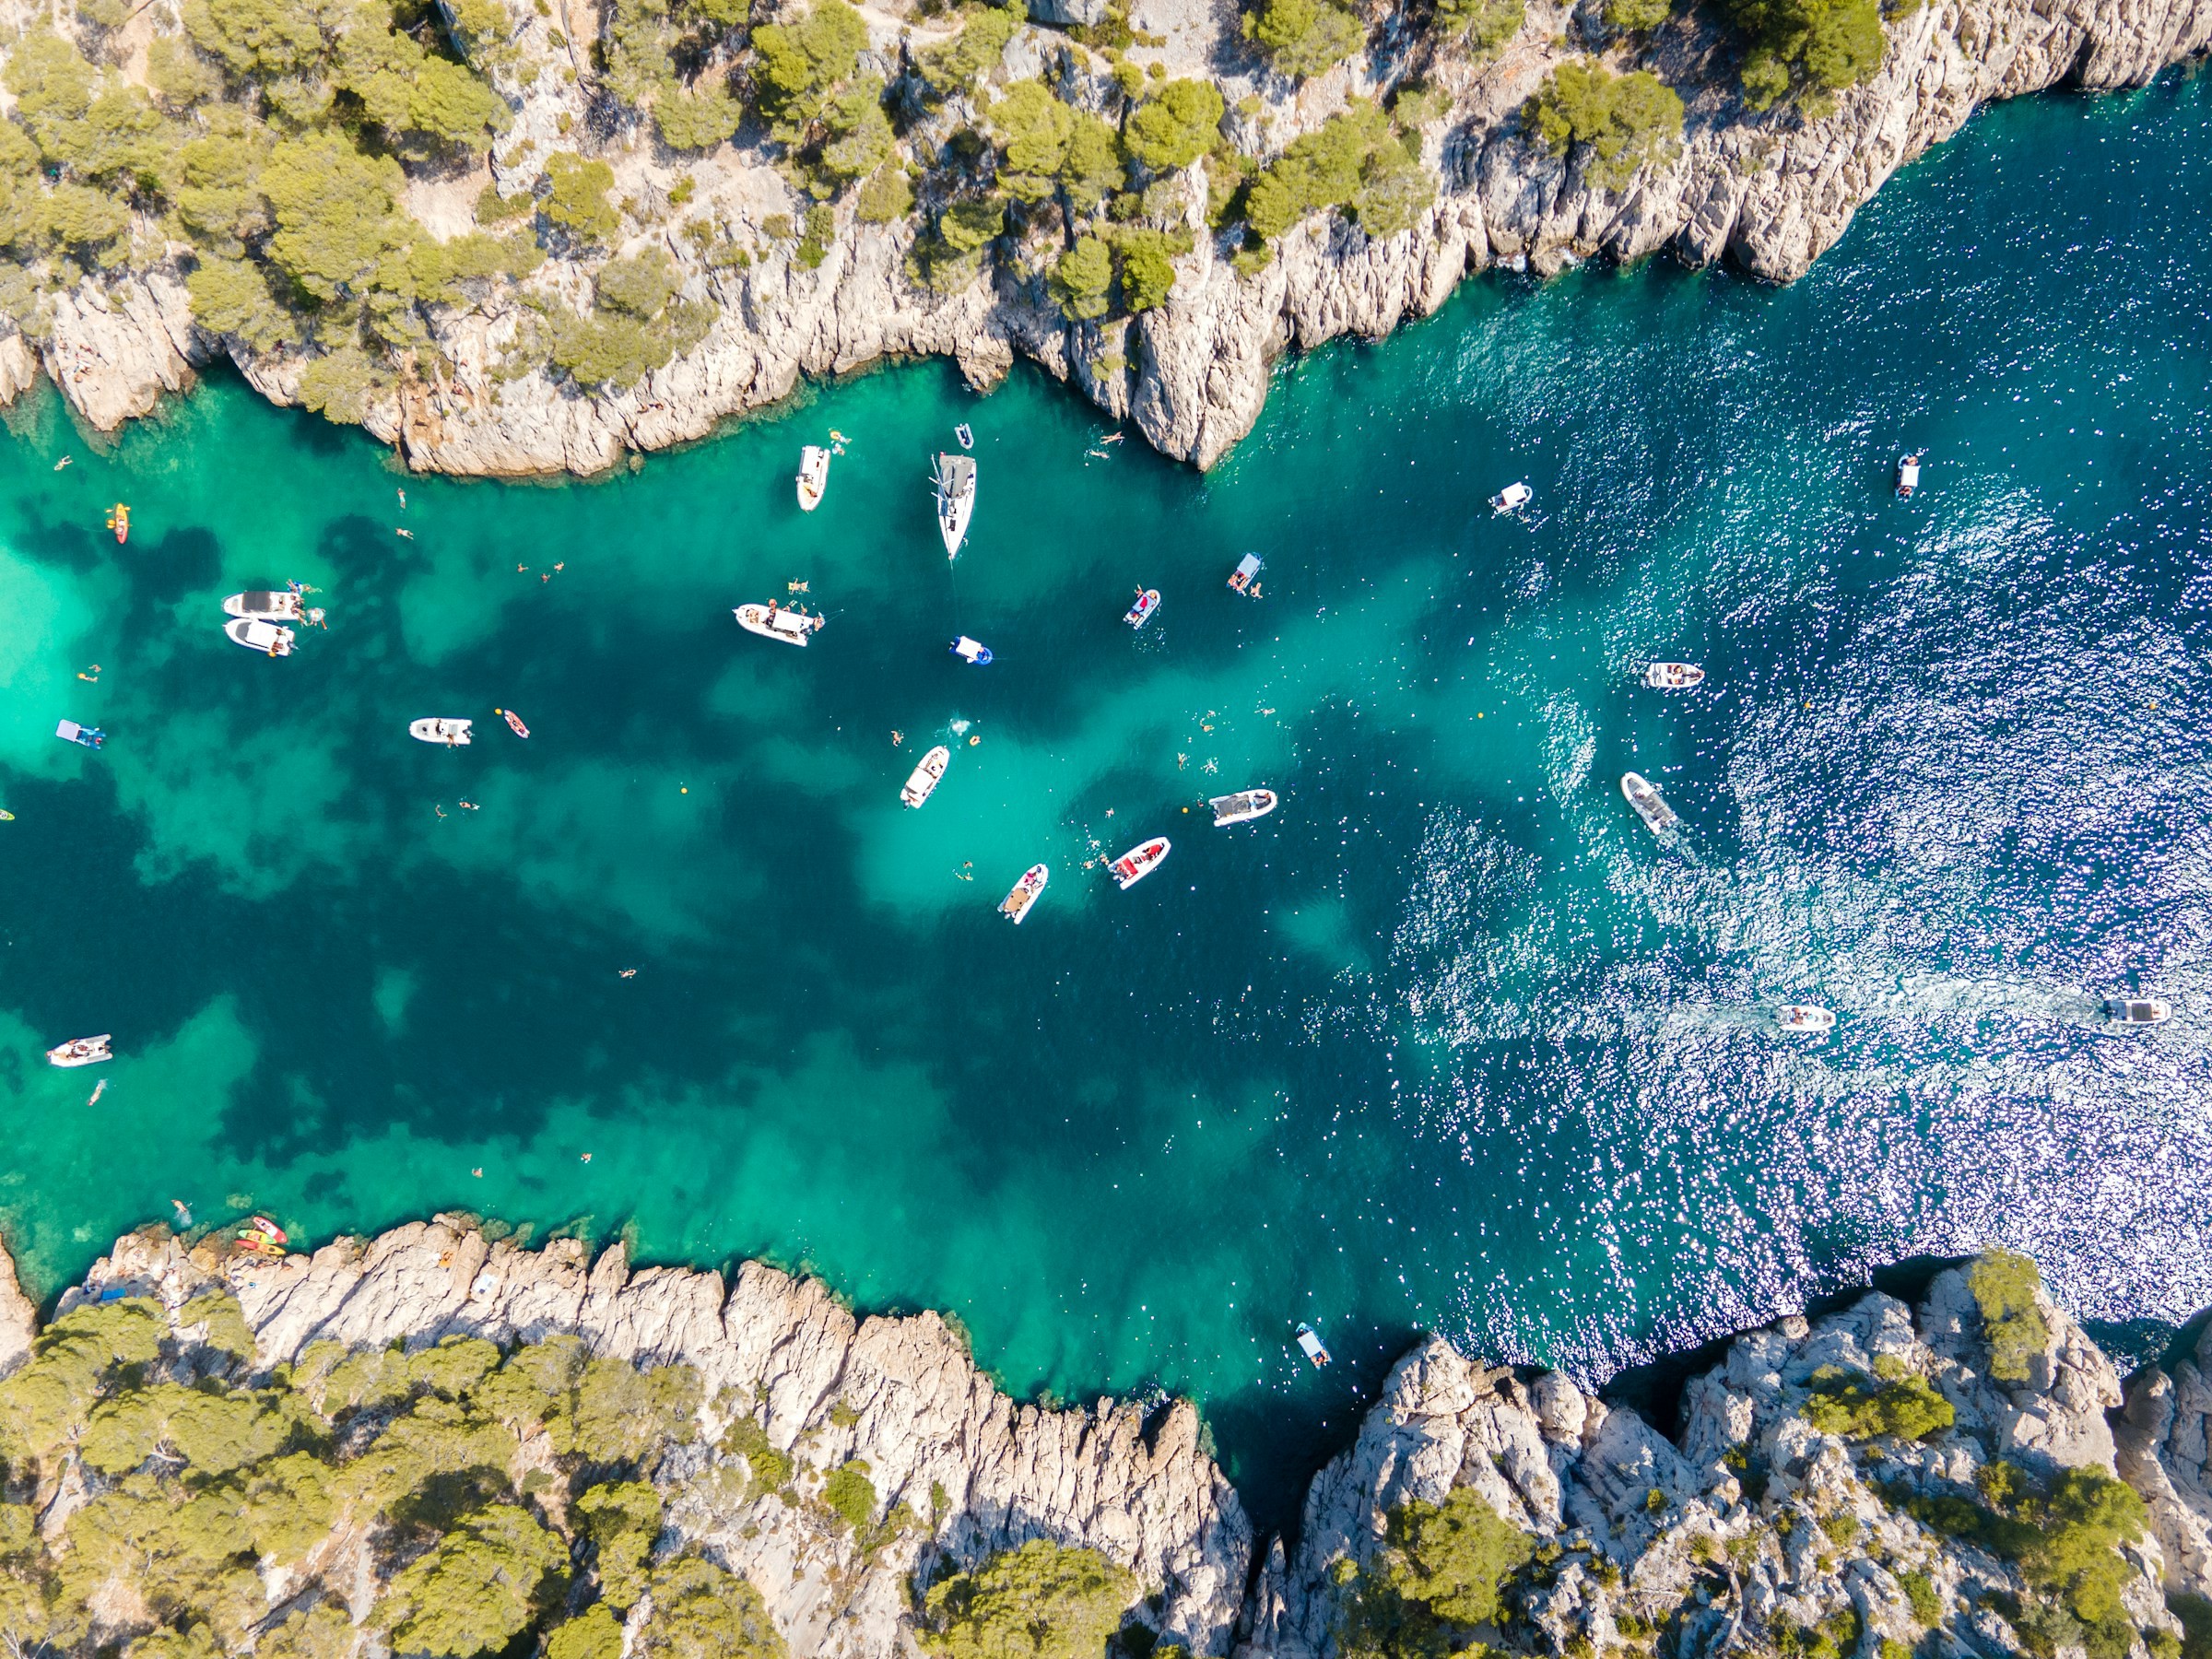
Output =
[
  {"x1": 934, "y1": 453, "x2": 976, "y2": 559},
  {"x1": 951, "y1": 636, "x2": 994, "y2": 665},
  {"x1": 223, "y1": 591, "x2": 304, "y2": 620},
  {"x1": 1490, "y1": 481, "x2": 1531, "y2": 513},
  {"x1": 1776, "y1": 1005, "x2": 1836, "y2": 1033},
  {"x1": 409, "y1": 717, "x2": 473, "y2": 746},
  {"x1": 1000, "y1": 864, "x2": 1048, "y2": 924},
  {"x1": 734, "y1": 602, "x2": 824, "y2": 645},
  {"x1": 1896, "y1": 453, "x2": 1923, "y2": 499},
  {"x1": 47, "y1": 1034, "x2": 111, "y2": 1067},
  {"x1": 225, "y1": 618, "x2": 294, "y2": 655},
  {"x1": 2104, "y1": 996, "x2": 2171, "y2": 1027},
  {"x1": 1123, "y1": 589, "x2": 1159, "y2": 629},
  {"x1": 1644, "y1": 663, "x2": 1705, "y2": 688},
  {"x1": 1109, "y1": 837, "x2": 1170, "y2": 889},
  {"x1": 900, "y1": 745, "x2": 950, "y2": 808},
  {"x1": 1209, "y1": 788, "x2": 1277, "y2": 827},
  {"x1": 1295, "y1": 1323, "x2": 1332, "y2": 1367},
  {"x1": 797, "y1": 445, "x2": 830, "y2": 512},
  {"x1": 1621, "y1": 771, "x2": 1678, "y2": 833}
]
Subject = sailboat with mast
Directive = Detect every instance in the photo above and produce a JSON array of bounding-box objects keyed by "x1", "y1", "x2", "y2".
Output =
[{"x1": 933, "y1": 453, "x2": 976, "y2": 559}]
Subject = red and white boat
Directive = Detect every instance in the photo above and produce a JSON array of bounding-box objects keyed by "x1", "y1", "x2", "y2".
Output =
[
  {"x1": 1109, "y1": 838, "x2": 1170, "y2": 889},
  {"x1": 1123, "y1": 589, "x2": 1159, "y2": 629},
  {"x1": 499, "y1": 708, "x2": 530, "y2": 739},
  {"x1": 999, "y1": 864, "x2": 1048, "y2": 924}
]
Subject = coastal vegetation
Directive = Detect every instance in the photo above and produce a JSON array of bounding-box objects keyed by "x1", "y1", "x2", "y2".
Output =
[
  {"x1": 920, "y1": 1538, "x2": 1138, "y2": 1659},
  {"x1": 1524, "y1": 61, "x2": 1686, "y2": 192},
  {"x1": 1969, "y1": 1248, "x2": 2052, "y2": 1382}
]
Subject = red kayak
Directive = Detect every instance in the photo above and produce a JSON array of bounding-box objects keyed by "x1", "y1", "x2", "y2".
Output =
[
  {"x1": 498, "y1": 708, "x2": 529, "y2": 739},
  {"x1": 249, "y1": 1215, "x2": 288, "y2": 1244}
]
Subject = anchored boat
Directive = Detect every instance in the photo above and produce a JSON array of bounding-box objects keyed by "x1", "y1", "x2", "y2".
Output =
[
  {"x1": 499, "y1": 708, "x2": 530, "y2": 739},
  {"x1": 1644, "y1": 662, "x2": 1704, "y2": 688},
  {"x1": 47, "y1": 1034, "x2": 112, "y2": 1068},
  {"x1": 1896, "y1": 452, "x2": 1923, "y2": 499},
  {"x1": 225, "y1": 618, "x2": 295, "y2": 656},
  {"x1": 955, "y1": 423, "x2": 974, "y2": 450},
  {"x1": 55, "y1": 720, "x2": 103, "y2": 749},
  {"x1": 1620, "y1": 771, "x2": 1678, "y2": 833},
  {"x1": 1295, "y1": 1323, "x2": 1332, "y2": 1367},
  {"x1": 1227, "y1": 553, "x2": 1263, "y2": 594},
  {"x1": 1209, "y1": 788, "x2": 1277, "y2": 827},
  {"x1": 224, "y1": 591, "x2": 305, "y2": 620},
  {"x1": 1489, "y1": 482, "x2": 1531, "y2": 514},
  {"x1": 933, "y1": 453, "x2": 977, "y2": 559},
  {"x1": 1776, "y1": 1005, "x2": 1836, "y2": 1033},
  {"x1": 1000, "y1": 863, "x2": 1049, "y2": 924},
  {"x1": 1109, "y1": 837, "x2": 1170, "y2": 889},
  {"x1": 2104, "y1": 996, "x2": 2171, "y2": 1027},
  {"x1": 734, "y1": 603, "x2": 825, "y2": 646},
  {"x1": 950, "y1": 636, "x2": 994, "y2": 665},
  {"x1": 107, "y1": 502, "x2": 129, "y2": 543},
  {"x1": 797, "y1": 445, "x2": 830, "y2": 512},
  {"x1": 1123, "y1": 589, "x2": 1159, "y2": 629},
  {"x1": 900, "y1": 744, "x2": 950, "y2": 807},
  {"x1": 409, "y1": 717, "x2": 473, "y2": 746}
]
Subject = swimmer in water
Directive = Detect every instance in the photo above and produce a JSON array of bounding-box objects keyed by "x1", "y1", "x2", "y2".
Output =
[
  {"x1": 396, "y1": 527, "x2": 414, "y2": 540},
  {"x1": 434, "y1": 804, "x2": 447, "y2": 818},
  {"x1": 88, "y1": 1078, "x2": 108, "y2": 1106},
  {"x1": 619, "y1": 968, "x2": 638, "y2": 978},
  {"x1": 890, "y1": 730, "x2": 903, "y2": 746},
  {"x1": 172, "y1": 1199, "x2": 193, "y2": 1227},
  {"x1": 459, "y1": 800, "x2": 478, "y2": 811},
  {"x1": 397, "y1": 488, "x2": 406, "y2": 508},
  {"x1": 53, "y1": 456, "x2": 72, "y2": 470},
  {"x1": 77, "y1": 665, "x2": 100, "y2": 682}
]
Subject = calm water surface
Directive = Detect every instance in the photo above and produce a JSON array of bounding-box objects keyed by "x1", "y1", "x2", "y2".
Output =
[{"x1": 3, "y1": 75, "x2": 2209, "y2": 1524}]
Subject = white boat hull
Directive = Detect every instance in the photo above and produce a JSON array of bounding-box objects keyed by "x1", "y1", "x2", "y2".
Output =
[
  {"x1": 735, "y1": 604, "x2": 822, "y2": 645},
  {"x1": 1777, "y1": 1006, "x2": 1836, "y2": 1032},
  {"x1": 1620, "y1": 772, "x2": 1678, "y2": 833},
  {"x1": 224, "y1": 591, "x2": 303, "y2": 620},
  {"x1": 901, "y1": 745, "x2": 950, "y2": 808},
  {"x1": 1110, "y1": 838, "x2": 1170, "y2": 889},
  {"x1": 1000, "y1": 864, "x2": 1049, "y2": 924},
  {"x1": 410, "y1": 718, "x2": 473, "y2": 746},
  {"x1": 1209, "y1": 789, "x2": 1277, "y2": 826},
  {"x1": 935, "y1": 454, "x2": 976, "y2": 559},
  {"x1": 1644, "y1": 663, "x2": 1704, "y2": 688},
  {"x1": 47, "y1": 1035, "x2": 111, "y2": 1067},
  {"x1": 226, "y1": 618, "x2": 294, "y2": 655},
  {"x1": 797, "y1": 445, "x2": 830, "y2": 512}
]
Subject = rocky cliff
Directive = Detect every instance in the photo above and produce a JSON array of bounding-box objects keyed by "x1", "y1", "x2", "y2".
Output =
[{"x1": 1, "y1": 0, "x2": 2205, "y2": 477}]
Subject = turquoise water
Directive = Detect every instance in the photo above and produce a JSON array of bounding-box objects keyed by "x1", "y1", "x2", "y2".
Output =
[{"x1": 4, "y1": 73, "x2": 2210, "y2": 1523}]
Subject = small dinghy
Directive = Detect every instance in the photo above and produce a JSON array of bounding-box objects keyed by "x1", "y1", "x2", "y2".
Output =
[
  {"x1": 225, "y1": 618, "x2": 294, "y2": 655},
  {"x1": 1227, "y1": 553, "x2": 1263, "y2": 594},
  {"x1": 224, "y1": 591, "x2": 305, "y2": 620},
  {"x1": 955, "y1": 423, "x2": 974, "y2": 450},
  {"x1": 1620, "y1": 771, "x2": 1678, "y2": 833},
  {"x1": 797, "y1": 444, "x2": 830, "y2": 512},
  {"x1": 999, "y1": 863, "x2": 1048, "y2": 924},
  {"x1": 1644, "y1": 662, "x2": 1705, "y2": 688},
  {"x1": 409, "y1": 717, "x2": 473, "y2": 746},
  {"x1": 55, "y1": 720, "x2": 103, "y2": 749},
  {"x1": 734, "y1": 602, "x2": 825, "y2": 646},
  {"x1": 934, "y1": 453, "x2": 977, "y2": 559},
  {"x1": 499, "y1": 708, "x2": 529, "y2": 739},
  {"x1": 1295, "y1": 1323, "x2": 1332, "y2": 1367},
  {"x1": 900, "y1": 745, "x2": 950, "y2": 807},
  {"x1": 1209, "y1": 788, "x2": 1277, "y2": 827},
  {"x1": 950, "y1": 636, "x2": 994, "y2": 665},
  {"x1": 1109, "y1": 837, "x2": 1170, "y2": 889},
  {"x1": 2104, "y1": 996, "x2": 2171, "y2": 1027},
  {"x1": 1896, "y1": 453, "x2": 1923, "y2": 499},
  {"x1": 47, "y1": 1034, "x2": 111, "y2": 1068},
  {"x1": 1489, "y1": 481, "x2": 1532, "y2": 514},
  {"x1": 1123, "y1": 588, "x2": 1159, "y2": 629},
  {"x1": 1776, "y1": 1005, "x2": 1836, "y2": 1033}
]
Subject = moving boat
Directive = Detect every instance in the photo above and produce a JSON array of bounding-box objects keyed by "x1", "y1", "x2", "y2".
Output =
[
  {"x1": 224, "y1": 591, "x2": 305, "y2": 620},
  {"x1": 2104, "y1": 996, "x2": 2171, "y2": 1027},
  {"x1": 955, "y1": 423, "x2": 974, "y2": 450},
  {"x1": 409, "y1": 717, "x2": 473, "y2": 746},
  {"x1": 1227, "y1": 553, "x2": 1263, "y2": 594},
  {"x1": 500, "y1": 708, "x2": 530, "y2": 739},
  {"x1": 1896, "y1": 453, "x2": 1923, "y2": 499},
  {"x1": 1109, "y1": 837, "x2": 1170, "y2": 889},
  {"x1": 1209, "y1": 788, "x2": 1277, "y2": 827},
  {"x1": 1295, "y1": 1323, "x2": 1332, "y2": 1367},
  {"x1": 900, "y1": 745, "x2": 950, "y2": 807},
  {"x1": 1620, "y1": 771, "x2": 1678, "y2": 833},
  {"x1": 107, "y1": 502, "x2": 129, "y2": 543},
  {"x1": 797, "y1": 444, "x2": 830, "y2": 512},
  {"x1": 999, "y1": 863, "x2": 1048, "y2": 924},
  {"x1": 55, "y1": 720, "x2": 103, "y2": 749},
  {"x1": 1489, "y1": 482, "x2": 1531, "y2": 514},
  {"x1": 933, "y1": 453, "x2": 977, "y2": 559},
  {"x1": 734, "y1": 602, "x2": 825, "y2": 646},
  {"x1": 950, "y1": 636, "x2": 994, "y2": 665},
  {"x1": 1776, "y1": 1005, "x2": 1836, "y2": 1033},
  {"x1": 225, "y1": 618, "x2": 294, "y2": 655},
  {"x1": 47, "y1": 1034, "x2": 111, "y2": 1068},
  {"x1": 1123, "y1": 589, "x2": 1159, "y2": 629},
  {"x1": 1644, "y1": 662, "x2": 1705, "y2": 688}
]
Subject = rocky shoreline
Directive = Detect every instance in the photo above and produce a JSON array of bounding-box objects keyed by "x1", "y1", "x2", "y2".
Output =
[
  {"x1": 15, "y1": 1214, "x2": 2212, "y2": 1658},
  {"x1": 2, "y1": 0, "x2": 2206, "y2": 477}
]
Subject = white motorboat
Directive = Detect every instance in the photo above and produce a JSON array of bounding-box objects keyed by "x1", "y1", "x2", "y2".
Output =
[
  {"x1": 1109, "y1": 837, "x2": 1170, "y2": 889},
  {"x1": 1490, "y1": 481, "x2": 1532, "y2": 513},
  {"x1": 1123, "y1": 589, "x2": 1159, "y2": 629},
  {"x1": 47, "y1": 1034, "x2": 111, "y2": 1068},
  {"x1": 223, "y1": 591, "x2": 304, "y2": 620},
  {"x1": 933, "y1": 453, "x2": 976, "y2": 559},
  {"x1": 1644, "y1": 662, "x2": 1705, "y2": 688},
  {"x1": 1000, "y1": 864, "x2": 1048, "y2": 924},
  {"x1": 1776, "y1": 1005, "x2": 1836, "y2": 1033},
  {"x1": 409, "y1": 717, "x2": 473, "y2": 746},
  {"x1": 1896, "y1": 453, "x2": 1923, "y2": 499},
  {"x1": 1295, "y1": 1323, "x2": 1332, "y2": 1367},
  {"x1": 1209, "y1": 788, "x2": 1277, "y2": 827},
  {"x1": 1227, "y1": 553, "x2": 1262, "y2": 594},
  {"x1": 900, "y1": 745, "x2": 950, "y2": 808},
  {"x1": 797, "y1": 445, "x2": 830, "y2": 512},
  {"x1": 225, "y1": 618, "x2": 294, "y2": 655},
  {"x1": 951, "y1": 636, "x2": 994, "y2": 665},
  {"x1": 1620, "y1": 771, "x2": 1678, "y2": 833},
  {"x1": 2104, "y1": 996, "x2": 2171, "y2": 1027},
  {"x1": 734, "y1": 602, "x2": 824, "y2": 646}
]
